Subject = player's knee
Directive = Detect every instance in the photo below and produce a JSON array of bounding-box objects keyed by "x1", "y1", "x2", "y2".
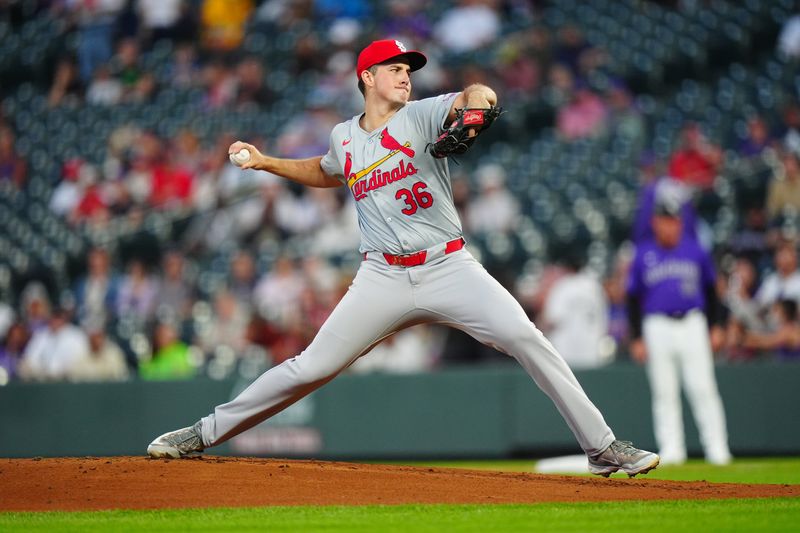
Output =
[
  {"x1": 287, "y1": 355, "x2": 338, "y2": 385},
  {"x1": 496, "y1": 323, "x2": 542, "y2": 356}
]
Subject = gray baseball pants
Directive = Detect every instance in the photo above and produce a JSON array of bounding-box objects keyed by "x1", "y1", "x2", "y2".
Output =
[{"x1": 199, "y1": 249, "x2": 616, "y2": 455}]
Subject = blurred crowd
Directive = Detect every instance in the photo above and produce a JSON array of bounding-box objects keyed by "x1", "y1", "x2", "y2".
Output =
[{"x1": 2, "y1": 0, "x2": 800, "y2": 385}]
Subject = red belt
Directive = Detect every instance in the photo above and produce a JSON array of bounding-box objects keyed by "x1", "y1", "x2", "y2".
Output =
[{"x1": 378, "y1": 237, "x2": 465, "y2": 267}]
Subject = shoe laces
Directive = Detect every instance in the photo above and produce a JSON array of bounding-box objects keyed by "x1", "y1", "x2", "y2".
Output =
[
  {"x1": 610, "y1": 440, "x2": 638, "y2": 455},
  {"x1": 167, "y1": 425, "x2": 202, "y2": 449}
]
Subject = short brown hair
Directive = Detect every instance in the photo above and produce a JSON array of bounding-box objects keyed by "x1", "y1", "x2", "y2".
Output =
[{"x1": 358, "y1": 65, "x2": 379, "y2": 97}]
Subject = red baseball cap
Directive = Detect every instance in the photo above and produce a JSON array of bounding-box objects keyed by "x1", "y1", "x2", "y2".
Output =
[{"x1": 356, "y1": 39, "x2": 427, "y2": 80}]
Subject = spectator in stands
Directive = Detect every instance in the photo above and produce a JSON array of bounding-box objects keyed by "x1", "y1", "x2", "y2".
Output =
[
  {"x1": 723, "y1": 257, "x2": 763, "y2": 361},
  {"x1": 381, "y1": 0, "x2": 432, "y2": 44},
  {"x1": 171, "y1": 129, "x2": 205, "y2": 177},
  {"x1": 778, "y1": 9, "x2": 800, "y2": 59},
  {"x1": 154, "y1": 250, "x2": 194, "y2": 321},
  {"x1": 0, "y1": 126, "x2": 27, "y2": 189},
  {"x1": 434, "y1": 0, "x2": 501, "y2": 54},
  {"x1": 0, "y1": 302, "x2": 12, "y2": 340},
  {"x1": 116, "y1": 259, "x2": 158, "y2": 322},
  {"x1": 556, "y1": 84, "x2": 608, "y2": 141},
  {"x1": 576, "y1": 42, "x2": 610, "y2": 81},
  {"x1": 724, "y1": 256, "x2": 763, "y2": 333},
  {"x1": 187, "y1": 135, "x2": 226, "y2": 213},
  {"x1": 266, "y1": 310, "x2": 306, "y2": 365},
  {"x1": 165, "y1": 43, "x2": 202, "y2": 88},
  {"x1": 73, "y1": 247, "x2": 120, "y2": 326},
  {"x1": 20, "y1": 282, "x2": 51, "y2": 333},
  {"x1": 606, "y1": 81, "x2": 644, "y2": 142},
  {"x1": 70, "y1": 164, "x2": 110, "y2": 225},
  {"x1": 755, "y1": 242, "x2": 800, "y2": 323},
  {"x1": 197, "y1": 288, "x2": 250, "y2": 356},
  {"x1": 543, "y1": 248, "x2": 611, "y2": 369},
  {"x1": 315, "y1": 50, "x2": 363, "y2": 116},
  {"x1": 604, "y1": 248, "x2": 633, "y2": 354},
  {"x1": 275, "y1": 100, "x2": 340, "y2": 159},
  {"x1": 349, "y1": 327, "x2": 436, "y2": 374},
  {"x1": 766, "y1": 152, "x2": 800, "y2": 221},
  {"x1": 102, "y1": 124, "x2": 140, "y2": 182},
  {"x1": 124, "y1": 141, "x2": 156, "y2": 205},
  {"x1": 199, "y1": 0, "x2": 254, "y2": 53},
  {"x1": 110, "y1": 38, "x2": 144, "y2": 98},
  {"x1": 315, "y1": 0, "x2": 371, "y2": 21},
  {"x1": 90, "y1": 70, "x2": 124, "y2": 109},
  {"x1": 668, "y1": 122, "x2": 723, "y2": 191},
  {"x1": 149, "y1": 142, "x2": 194, "y2": 209},
  {"x1": 544, "y1": 63, "x2": 575, "y2": 107},
  {"x1": 67, "y1": 323, "x2": 129, "y2": 381},
  {"x1": 254, "y1": 254, "x2": 306, "y2": 325},
  {"x1": 295, "y1": 285, "x2": 331, "y2": 342},
  {"x1": 527, "y1": 26, "x2": 554, "y2": 75},
  {"x1": 228, "y1": 250, "x2": 258, "y2": 311},
  {"x1": 128, "y1": 71, "x2": 158, "y2": 103},
  {"x1": 497, "y1": 34, "x2": 542, "y2": 99},
  {"x1": 68, "y1": 0, "x2": 125, "y2": 83},
  {"x1": 554, "y1": 24, "x2": 590, "y2": 74},
  {"x1": 136, "y1": 0, "x2": 196, "y2": 45},
  {"x1": 0, "y1": 322, "x2": 29, "y2": 383},
  {"x1": 47, "y1": 56, "x2": 84, "y2": 107},
  {"x1": 233, "y1": 56, "x2": 273, "y2": 110},
  {"x1": 18, "y1": 307, "x2": 90, "y2": 382},
  {"x1": 728, "y1": 205, "x2": 772, "y2": 271},
  {"x1": 781, "y1": 102, "x2": 800, "y2": 158},
  {"x1": 200, "y1": 60, "x2": 237, "y2": 110},
  {"x1": 139, "y1": 320, "x2": 195, "y2": 380},
  {"x1": 743, "y1": 299, "x2": 800, "y2": 361},
  {"x1": 49, "y1": 158, "x2": 84, "y2": 217},
  {"x1": 292, "y1": 33, "x2": 328, "y2": 76},
  {"x1": 117, "y1": 206, "x2": 162, "y2": 266},
  {"x1": 466, "y1": 164, "x2": 520, "y2": 235},
  {"x1": 738, "y1": 115, "x2": 774, "y2": 159},
  {"x1": 272, "y1": 186, "x2": 328, "y2": 237}
]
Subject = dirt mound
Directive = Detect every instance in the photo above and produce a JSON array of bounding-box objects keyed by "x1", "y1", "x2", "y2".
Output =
[{"x1": 0, "y1": 456, "x2": 797, "y2": 511}]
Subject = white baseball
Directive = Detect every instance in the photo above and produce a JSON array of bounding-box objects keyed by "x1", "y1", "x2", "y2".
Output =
[{"x1": 229, "y1": 148, "x2": 251, "y2": 166}]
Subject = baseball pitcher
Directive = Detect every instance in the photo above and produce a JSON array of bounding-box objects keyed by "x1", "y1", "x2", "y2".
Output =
[{"x1": 147, "y1": 39, "x2": 659, "y2": 477}]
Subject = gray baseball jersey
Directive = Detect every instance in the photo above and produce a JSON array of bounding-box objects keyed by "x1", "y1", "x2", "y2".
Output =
[
  {"x1": 196, "y1": 93, "x2": 617, "y2": 458},
  {"x1": 321, "y1": 93, "x2": 462, "y2": 254}
]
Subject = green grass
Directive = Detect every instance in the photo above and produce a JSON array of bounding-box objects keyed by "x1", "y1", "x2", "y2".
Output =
[
  {"x1": 2, "y1": 457, "x2": 798, "y2": 532},
  {"x1": 1, "y1": 499, "x2": 799, "y2": 533},
  {"x1": 394, "y1": 457, "x2": 800, "y2": 485}
]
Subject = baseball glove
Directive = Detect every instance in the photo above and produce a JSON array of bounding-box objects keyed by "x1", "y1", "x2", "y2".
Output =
[{"x1": 427, "y1": 106, "x2": 503, "y2": 159}]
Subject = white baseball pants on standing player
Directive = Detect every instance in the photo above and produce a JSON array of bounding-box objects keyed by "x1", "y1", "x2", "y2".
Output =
[
  {"x1": 199, "y1": 247, "x2": 616, "y2": 456},
  {"x1": 642, "y1": 311, "x2": 731, "y2": 464}
]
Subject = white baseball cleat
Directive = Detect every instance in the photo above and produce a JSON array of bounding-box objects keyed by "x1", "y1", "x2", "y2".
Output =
[
  {"x1": 588, "y1": 440, "x2": 660, "y2": 478},
  {"x1": 147, "y1": 421, "x2": 205, "y2": 459}
]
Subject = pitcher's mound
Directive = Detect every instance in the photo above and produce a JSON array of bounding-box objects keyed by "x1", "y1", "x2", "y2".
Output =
[{"x1": 1, "y1": 456, "x2": 797, "y2": 511}]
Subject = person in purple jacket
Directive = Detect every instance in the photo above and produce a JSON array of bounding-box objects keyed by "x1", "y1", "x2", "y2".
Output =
[{"x1": 626, "y1": 196, "x2": 732, "y2": 466}]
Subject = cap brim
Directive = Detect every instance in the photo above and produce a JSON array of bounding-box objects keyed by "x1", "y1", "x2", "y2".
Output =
[{"x1": 401, "y1": 51, "x2": 427, "y2": 72}]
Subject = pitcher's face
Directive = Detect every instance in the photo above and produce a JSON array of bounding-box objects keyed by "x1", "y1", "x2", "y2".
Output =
[{"x1": 372, "y1": 62, "x2": 412, "y2": 106}]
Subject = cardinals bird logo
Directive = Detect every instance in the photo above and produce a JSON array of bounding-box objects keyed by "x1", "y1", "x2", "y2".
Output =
[
  {"x1": 380, "y1": 128, "x2": 415, "y2": 158},
  {"x1": 343, "y1": 128, "x2": 418, "y2": 199}
]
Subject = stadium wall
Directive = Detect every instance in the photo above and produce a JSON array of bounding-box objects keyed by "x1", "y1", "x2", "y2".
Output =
[{"x1": 1, "y1": 363, "x2": 798, "y2": 458}]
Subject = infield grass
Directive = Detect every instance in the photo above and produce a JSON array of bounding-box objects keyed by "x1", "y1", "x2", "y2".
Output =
[{"x1": 1, "y1": 499, "x2": 799, "y2": 532}]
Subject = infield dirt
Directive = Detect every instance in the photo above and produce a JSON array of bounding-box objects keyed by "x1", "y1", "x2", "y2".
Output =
[{"x1": 1, "y1": 456, "x2": 798, "y2": 511}]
